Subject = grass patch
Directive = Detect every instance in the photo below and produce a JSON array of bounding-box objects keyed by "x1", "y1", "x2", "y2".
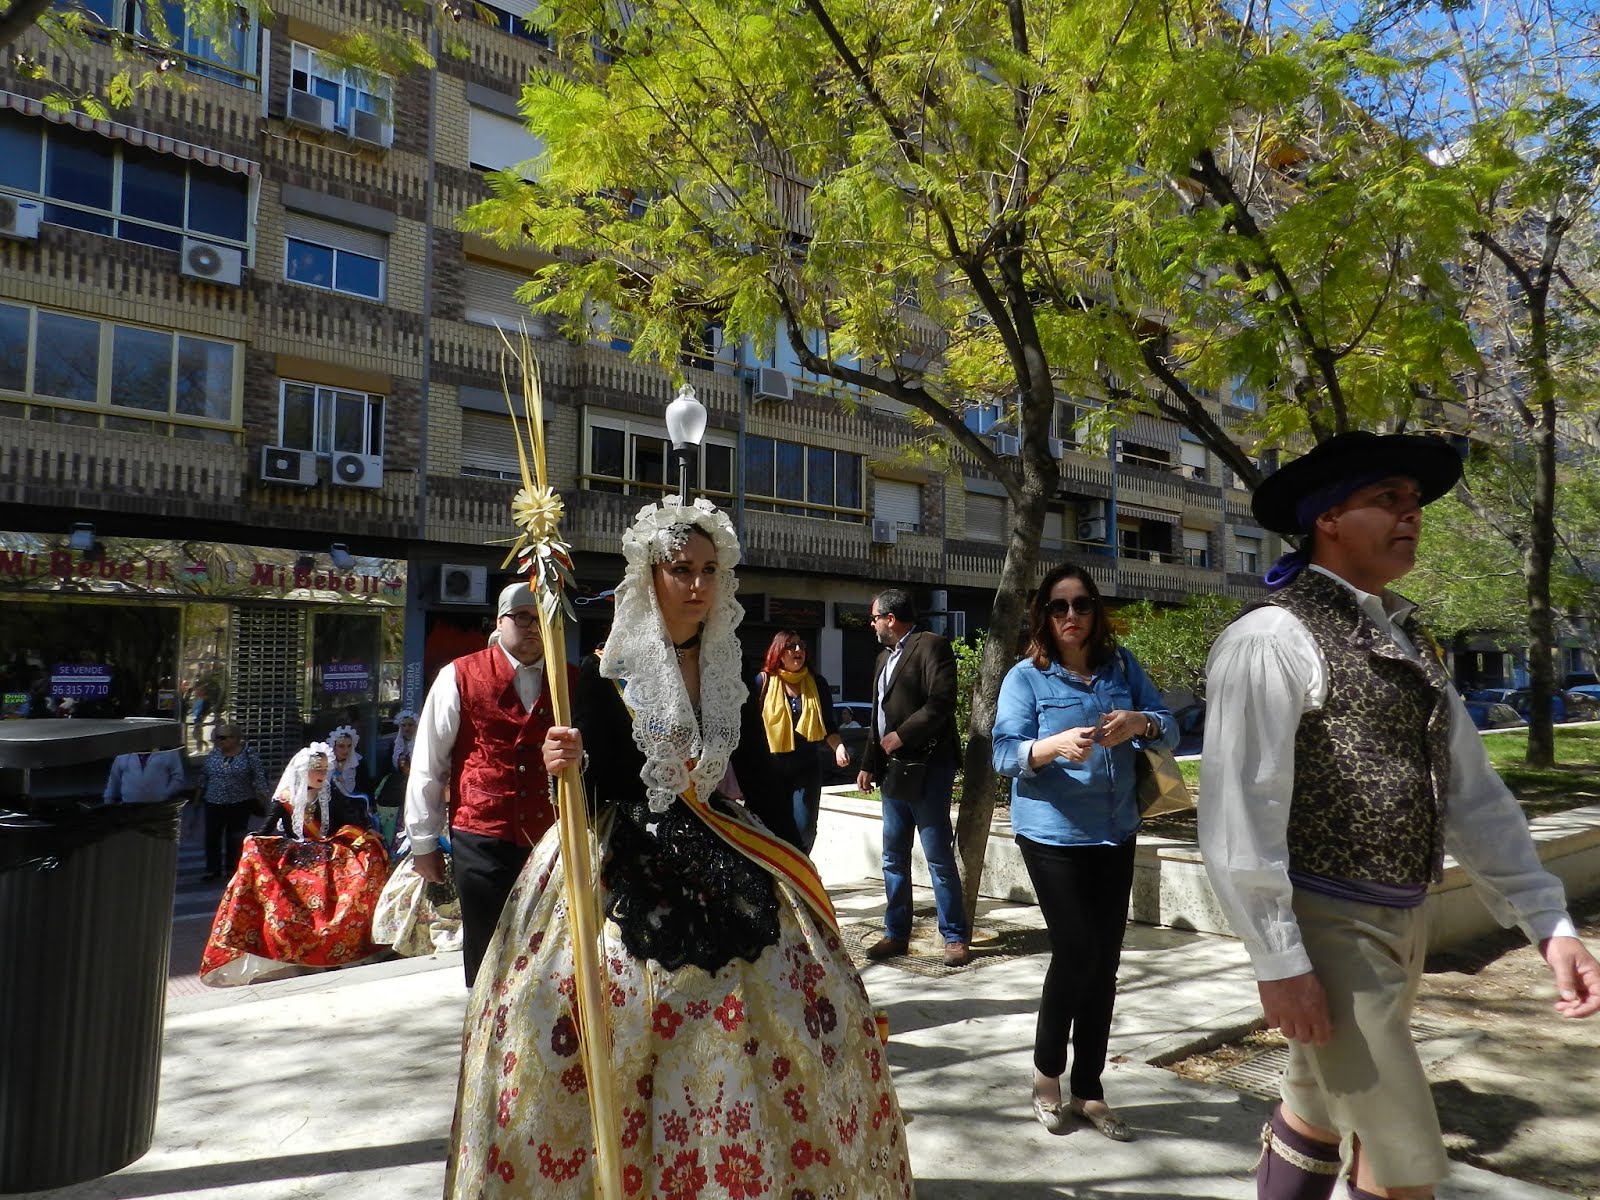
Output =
[{"x1": 1480, "y1": 726, "x2": 1600, "y2": 819}]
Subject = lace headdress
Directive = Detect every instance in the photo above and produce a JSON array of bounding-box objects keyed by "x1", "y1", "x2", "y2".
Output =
[
  {"x1": 273, "y1": 742, "x2": 333, "y2": 839},
  {"x1": 328, "y1": 724, "x2": 362, "y2": 793},
  {"x1": 600, "y1": 497, "x2": 745, "y2": 814}
]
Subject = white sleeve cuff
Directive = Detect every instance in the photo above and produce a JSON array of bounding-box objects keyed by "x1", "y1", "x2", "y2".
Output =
[
  {"x1": 1246, "y1": 944, "x2": 1315, "y2": 982},
  {"x1": 409, "y1": 835, "x2": 440, "y2": 858},
  {"x1": 1525, "y1": 911, "x2": 1579, "y2": 943}
]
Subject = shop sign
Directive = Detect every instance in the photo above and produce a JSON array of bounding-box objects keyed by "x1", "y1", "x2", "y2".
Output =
[
  {"x1": 3, "y1": 693, "x2": 29, "y2": 718},
  {"x1": 321, "y1": 663, "x2": 372, "y2": 693},
  {"x1": 0, "y1": 534, "x2": 406, "y2": 607},
  {"x1": 767, "y1": 597, "x2": 825, "y2": 628},
  {"x1": 51, "y1": 663, "x2": 113, "y2": 699}
]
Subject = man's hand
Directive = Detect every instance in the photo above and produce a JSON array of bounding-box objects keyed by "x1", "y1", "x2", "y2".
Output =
[
  {"x1": 413, "y1": 849, "x2": 446, "y2": 885},
  {"x1": 856, "y1": 770, "x2": 873, "y2": 792},
  {"x1": 1259, "y1": 972, "x2": 1332, "y2": 1046},
  {"x1": 1540, "y1": 936, "x2": 1600, "y2": 1019},
  {"x1": 879, "y1": 730, "x2": 903, "y2": 755},
  {"x1": 543, "y1": 726, "x2": 583, "y2": 774}
]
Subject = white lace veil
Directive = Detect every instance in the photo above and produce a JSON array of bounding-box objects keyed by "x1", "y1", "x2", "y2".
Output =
[
  {"x1": 273, "y1": 742, "x2": 333, "y2": 839},
  {"x1": 599, "y1": 497, "x2": 745, "y2": 814},
  {"x1": 328, "y1": 724, "x2": 362, "y2": 793}
]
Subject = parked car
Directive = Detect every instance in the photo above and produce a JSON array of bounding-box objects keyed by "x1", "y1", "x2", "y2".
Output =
[
  {"x1": 822, "y1": 701, "x2": 874, "y2": 783},
  {"x1": 1463, "y1": 700, "x2": 1527, "y2": 730},
  {"x1": 1565, "y1": 672, "x2": 1598, "y2": 688},
  {"x1": 1563, "y1": 685, "x2": 1600, "y2": 720},
  {"x1": 1467, "y1": 687, "x2": 1570, "y2": 723}
]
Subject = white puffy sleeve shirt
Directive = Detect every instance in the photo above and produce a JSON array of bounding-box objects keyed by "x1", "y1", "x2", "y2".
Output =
[{"x1": 1197, "y1": 566, "x2": 1576, "y2": 981}]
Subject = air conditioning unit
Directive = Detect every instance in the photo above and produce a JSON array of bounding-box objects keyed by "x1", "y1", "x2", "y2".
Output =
[
  {"x1": 330, "y1": 451, "x2": 383, "y2": 489},
  {"x1": 870, "y1": 518, "x2": 899, "y2": 546},
  {"x1": 438, "y1": 563, "x2": 488, "y2": 605},
  {"x1": 259, "y1": 445, "x2": 318, "y2": 486},
  {"x1": 287, "y1": 88, "x2": 337, "y2": 131},
  {"x1": 0, "y1": 193, "x2": 42, "y2": 240},
  {"x1": 993, "y1": 432, "x2": 1020, "y2": 457},
  {"x1": 753, "y1": 367, "x2": 793, "y2": 402},
  {"x1": 181, "y1": 237, "x2": 244, "y2": 286},
  {"x1": 1048, "y1": 437, "x2": 1066, "y2": 460},
  {"x1": 349, "y1": 107, "x2": 393, "y2": 149},
  {"x1": 1077, "y1": 518, "x2": 1107, "y2": 542}
]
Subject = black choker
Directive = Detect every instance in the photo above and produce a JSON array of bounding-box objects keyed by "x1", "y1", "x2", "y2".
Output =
[{"x1": 672, "y1": 630, "x2": 702, "y2": 659}]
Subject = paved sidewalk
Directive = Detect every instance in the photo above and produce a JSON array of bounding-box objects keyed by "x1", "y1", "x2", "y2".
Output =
[{"x1": 16, "y1": 885, "x2": 1573, "y2": 1199}]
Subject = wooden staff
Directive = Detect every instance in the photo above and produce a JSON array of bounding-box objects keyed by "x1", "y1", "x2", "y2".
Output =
[{"x1": 499, "y1": 329, "x2": 622, "y2": 1200}]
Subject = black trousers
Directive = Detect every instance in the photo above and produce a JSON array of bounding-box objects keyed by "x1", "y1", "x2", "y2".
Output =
[
  {"x1": 451, "y1": 828, "x2": 533, "y2": 988},
  {"x1": 1017, "y1": 832, "x2": 1137, "y2": 1101},
  {"x1": 203, "y1": 802, "x2": 253, "y2": 877}
]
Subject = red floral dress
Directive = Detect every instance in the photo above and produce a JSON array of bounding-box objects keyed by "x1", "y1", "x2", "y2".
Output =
[
  {"x1": 199, "y1": 803, "x2": 390, "y2": 986},
  {"x1": 445, "y1": 820, "x2": 915, "y2": 1199}
]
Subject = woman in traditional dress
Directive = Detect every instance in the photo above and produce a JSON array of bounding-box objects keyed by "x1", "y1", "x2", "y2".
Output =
[
  {"x1": 445, "y1": 498, "x2": 914, "y2": 1199},
  {"x1": 755, "y1": 630, "x2": 850, "y2": 854},
  {"x1": 198, "y1": 741, "x2": 391, "y2": 986},
  {"x1": 326, "y1": 724, "x2": 372, "y2": 803}
]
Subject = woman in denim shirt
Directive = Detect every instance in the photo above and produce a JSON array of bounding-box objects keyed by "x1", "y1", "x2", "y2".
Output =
[{"x1": 992, "y1": 564, "x2": 1176, "y2": 1142}]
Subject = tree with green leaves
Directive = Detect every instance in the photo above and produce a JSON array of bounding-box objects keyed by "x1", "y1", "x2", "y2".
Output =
[
  {"x1": 1333, "y1": 0, "x2": 1600, "y2": 766},
  {"x1": 1112, "y1": 596, "x2": 1241, "y2": 703},
  {"x1": 462, "y1": 0, "x2": 1486, "y2": 917}
]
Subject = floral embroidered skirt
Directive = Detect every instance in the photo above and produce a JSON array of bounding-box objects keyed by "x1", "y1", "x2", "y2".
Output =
[
  {"x1": 199, "y1": 827, "x2": 390, "y2": 986},
  {"x1": 445, "y1": 832, "x2": 916, "y2": 1199}
]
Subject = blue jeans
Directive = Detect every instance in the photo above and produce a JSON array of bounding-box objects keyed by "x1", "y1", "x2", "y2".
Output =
[{"x1": 880, "y1": 763, "x2": 967, "y2": 944}]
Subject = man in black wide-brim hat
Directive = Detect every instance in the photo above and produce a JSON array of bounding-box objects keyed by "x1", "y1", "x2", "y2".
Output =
[{"x1": 1197, "y1": 431, "x2": 1599, "y2": 1200}]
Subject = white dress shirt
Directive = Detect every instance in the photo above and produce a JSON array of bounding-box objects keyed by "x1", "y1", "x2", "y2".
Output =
[
  {"x1": 103, "y1": 749, "x2": 186, "y2": 804},
  {"x1": 875, "y1": 629, "x2": 912, "y2": 739},
  {"x1": 1198, "y1": 565, "x2": 1576, "y2": 981},
  {"x1": 404, "y1": 645, "x2": 545, "y2": 858}
]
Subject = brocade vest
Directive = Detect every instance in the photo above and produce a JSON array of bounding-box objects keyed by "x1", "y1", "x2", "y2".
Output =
[
  {"x1": 1262, "y1": 570, "x2": 1452, "y2": 886},
  {"x1": 448, "y1": 646, "x2": 560, "y2": 847}
]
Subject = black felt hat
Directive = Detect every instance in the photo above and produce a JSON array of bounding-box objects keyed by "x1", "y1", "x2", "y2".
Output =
[{"x1": 1251, "y1": 431, "x2": 1464, "y2": 536}]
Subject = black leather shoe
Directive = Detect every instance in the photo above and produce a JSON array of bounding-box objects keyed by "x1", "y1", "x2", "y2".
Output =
[
  {"x1": 942, "y1": 941, "x2": 971, "y2": 967},
  {"x1": 865, "y1": 936, "x2": 908, "y2": 961}
]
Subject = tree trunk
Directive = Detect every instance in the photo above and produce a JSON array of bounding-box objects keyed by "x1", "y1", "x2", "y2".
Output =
[
  {"x1": 954, "y1": 478, "x2": 1048, "y2": 920},
  {"x1": 1524, "y1": 367, "x2": 1559, "y2": 768}
]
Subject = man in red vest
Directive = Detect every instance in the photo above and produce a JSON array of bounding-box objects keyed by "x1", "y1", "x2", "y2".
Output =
[{"x1": 406, "y1": 582, "x2": 567, "y2": 985}]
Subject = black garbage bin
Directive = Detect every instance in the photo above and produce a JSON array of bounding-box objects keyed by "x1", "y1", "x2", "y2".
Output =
[{"x1": 0, "y1": 720, "x2": 183, "y2": 1195}]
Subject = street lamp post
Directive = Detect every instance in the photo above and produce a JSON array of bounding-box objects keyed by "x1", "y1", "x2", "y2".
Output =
[{"x1": 664, "y1": 383, "x2": 708, "y2": 503}]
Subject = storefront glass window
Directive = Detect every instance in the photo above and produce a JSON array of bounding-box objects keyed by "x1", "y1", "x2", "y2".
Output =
[
  {"x1": 0, "y1": 596, "x2": 179, "y2": 720},
  {"x1": 311, "y1": 611, "x2": 381, "y2": 751},
  {"x1": 111, "y1": 324, "x2": 173, "y2": 413}
]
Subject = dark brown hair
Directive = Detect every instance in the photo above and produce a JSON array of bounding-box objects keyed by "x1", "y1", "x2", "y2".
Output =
[{"x1": 1025, "y1": 564, "x2": 1117, "y2": 670}]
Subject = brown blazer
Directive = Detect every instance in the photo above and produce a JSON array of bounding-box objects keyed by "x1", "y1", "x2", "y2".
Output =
[{"x1": 860, "y1": 629, "x2": 961, "y2": 779}]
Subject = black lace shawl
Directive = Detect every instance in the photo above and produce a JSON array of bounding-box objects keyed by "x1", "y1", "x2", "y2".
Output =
[{"x1": 571, "y1": 657, "x2": 800, "y2": 973}]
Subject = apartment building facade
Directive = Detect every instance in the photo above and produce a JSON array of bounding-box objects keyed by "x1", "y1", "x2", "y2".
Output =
[{"x1": 0, "y1": 0, "x2": 1275, "y2": 769}]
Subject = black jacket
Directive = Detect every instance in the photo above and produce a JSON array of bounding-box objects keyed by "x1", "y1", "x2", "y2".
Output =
[{"x1": 860, "y1": 629, "x2": 961, "y2": 779}]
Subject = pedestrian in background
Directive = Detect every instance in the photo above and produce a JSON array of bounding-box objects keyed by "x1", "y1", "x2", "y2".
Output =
[
  {"x1": 195, "y1": 723, "x2": 268, "y2": 882},
  {"x1": 404, "y1": 582, "x2": 570, "y2": 986},
  {"x1": 993, "y1": 564, "x2": 1175, "y2": 1141},
  {"x1": 103, "y1": 747, "x2": 186, "y2": 805},
  {"x1": 858, "y1": 588, "x2": 970, "y2": 967},
  {"x1": 755, "y1": 629, "x2": 849, "y2": 854}
]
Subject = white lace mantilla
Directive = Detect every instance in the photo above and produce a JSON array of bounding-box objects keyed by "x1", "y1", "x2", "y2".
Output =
[
  {"x1": 274, "y1": 741, "x2": 334, "y2": 839},
  {"x1": 600, "y1": 498, "x2": 746, "y2": 814}
]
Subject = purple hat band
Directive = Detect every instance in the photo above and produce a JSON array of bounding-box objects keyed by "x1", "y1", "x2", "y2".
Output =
[{"x1": 1264, "y1": 468, "x2": 1398, "y2": 590}]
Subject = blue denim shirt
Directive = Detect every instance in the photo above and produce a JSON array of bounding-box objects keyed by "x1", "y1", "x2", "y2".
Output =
[{"x1": 991, "y1": 648, "x2": 1177, "y2": 847}]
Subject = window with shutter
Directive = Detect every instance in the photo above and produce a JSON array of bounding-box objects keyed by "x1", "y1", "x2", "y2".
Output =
[
  {"x1": 283, "y1": 213, "x2": 386, "y2": 300},
  {"x1": 469, "y1": 107, "x2": 546, "y2": 176},
  {"x1": 460, "y1": 411, "x2": 523, "y2": 481},
  {"x1": 1182, "y1": 527, "x2": 1210, "y2": 567},
  {"x1": 1041, "y1": 509, "x2": 1064, "y2": 548},
  {"x1": 874, "y1": 479, "x2": 922, "y2": 533},
  {"x1": 965, "y1": 493, "x2": 1004, "y2": 542},
  {"x1": 463, "y1": 261, "x2": 540, "y2": 331}
]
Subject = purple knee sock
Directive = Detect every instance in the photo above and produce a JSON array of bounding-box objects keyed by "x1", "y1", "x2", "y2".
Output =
[
  {"x1": 1345, "y1": 1184, "x2": 1385, "y2": 1199},
  {"x1": 1256, "y1": 1106, "x2": 1342, "y2": 1200}
]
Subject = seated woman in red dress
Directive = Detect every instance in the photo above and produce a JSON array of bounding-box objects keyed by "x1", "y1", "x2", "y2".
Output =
[{"x1": 199, "y1": 741, "x2": 391, "y2": 987}]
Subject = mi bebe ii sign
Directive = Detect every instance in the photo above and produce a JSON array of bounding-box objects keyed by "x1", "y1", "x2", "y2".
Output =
[{"x1": 0, "y1": 535, "x2": 405, "y2": 607}]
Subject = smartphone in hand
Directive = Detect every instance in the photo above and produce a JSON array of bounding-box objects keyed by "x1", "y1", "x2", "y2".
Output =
[{"x1": 1091, "y1": 713, "x2": 1111, "y2": 745}]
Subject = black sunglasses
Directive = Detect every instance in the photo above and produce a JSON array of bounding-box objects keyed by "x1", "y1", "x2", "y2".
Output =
[{"x1": 1045, "y1": 596, "x2": 1096, "y2": 618}]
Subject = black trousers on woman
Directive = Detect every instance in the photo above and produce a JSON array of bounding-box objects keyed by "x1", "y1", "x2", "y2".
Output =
[
  {"x1": 1017, "y1": 832, "x2": 1137, "y2": 1102},
  {"x1": 203, "y1": 801, "x2": 253, "y2": 878}
]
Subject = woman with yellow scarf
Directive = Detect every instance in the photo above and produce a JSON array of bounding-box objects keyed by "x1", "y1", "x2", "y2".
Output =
[{"x1": 757, "y1": 630, "x2": 849, "y2": 853}]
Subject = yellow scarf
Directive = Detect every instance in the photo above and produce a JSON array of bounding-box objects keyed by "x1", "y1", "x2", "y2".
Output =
[{"x1": 761, "y1": 668, "x2": 828, "y2": 753}]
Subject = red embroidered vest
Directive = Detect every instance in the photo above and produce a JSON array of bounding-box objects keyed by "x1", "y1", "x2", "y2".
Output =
[{"x1": 449, "y1": 646, "x2": 563, "y2": 847}]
